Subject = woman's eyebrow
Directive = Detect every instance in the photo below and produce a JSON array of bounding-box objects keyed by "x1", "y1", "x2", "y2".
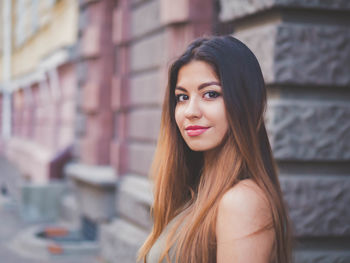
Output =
[
  {"x1": 198, "y1": 81, "x2": 221, "y2": 90},
  {"x1": 175, "y1": 81, "x2": 221, "y2": 92}
]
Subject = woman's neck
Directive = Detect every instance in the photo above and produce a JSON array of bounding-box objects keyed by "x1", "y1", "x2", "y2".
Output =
[{"x1": 203, "y1": 146, "x2": 221, "y2": 167}]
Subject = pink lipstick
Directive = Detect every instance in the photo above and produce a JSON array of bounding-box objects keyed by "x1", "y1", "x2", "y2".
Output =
[{"x1": 185, "y1": 125, "x2": 209, "y2": 137}]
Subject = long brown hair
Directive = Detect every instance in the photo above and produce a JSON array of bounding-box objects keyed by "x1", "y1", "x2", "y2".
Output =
[{"x1": 138, "y1": 36, "x2": 293, "y2": 263}]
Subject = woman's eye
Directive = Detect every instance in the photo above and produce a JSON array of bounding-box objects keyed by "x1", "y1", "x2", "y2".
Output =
[
  {"x1": 204, "y1": 91, "x2": 220, "y2": 99},
  {"x1": 176, "y1": 94, "x2": 189, "y2": 102}
]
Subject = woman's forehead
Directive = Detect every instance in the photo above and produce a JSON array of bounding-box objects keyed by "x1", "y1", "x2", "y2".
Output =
[{"x1": 176, "y1": 61, "x2": 219, "y2": 87}]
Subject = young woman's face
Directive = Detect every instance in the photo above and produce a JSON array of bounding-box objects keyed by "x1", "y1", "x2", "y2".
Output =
[{"x1": 175, "y1": 60, "x2": 229, "y2": 152}]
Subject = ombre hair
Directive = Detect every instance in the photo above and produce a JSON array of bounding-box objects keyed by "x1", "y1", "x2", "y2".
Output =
[{"x1": 138, "y1": 36, "x2": 293, "y2": 263}]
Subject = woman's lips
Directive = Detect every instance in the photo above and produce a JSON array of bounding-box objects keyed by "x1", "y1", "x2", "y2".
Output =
[{"x1": 185, "y1": 126, "x2": 209, "y2": 137}]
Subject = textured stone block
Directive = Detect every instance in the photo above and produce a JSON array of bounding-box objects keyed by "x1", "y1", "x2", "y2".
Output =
[
  {"x1": 116, "y1": 175, "x2": 153, "y2": 230},
  {"x1": 100, "y1": 218, "x2": 149, "y2": 263},
  {"x1": 266, "y1": 99, "x2": 350, "y2": 160},
  {"x1": 235, "y1": 23, "x2": 277, "y2": 83},
  {"x1": 130, "y1": 32, "x2": 165, "y2": 72},
  {"x1": 220, "y1": 0, "x2": 350, "y2": 21},
  {"x1": 160, "y1": 0, "x2": 189, "y2": 25},
  {"x1": 274, "y1": 24, "x2": 350, "y2": 87},
  {"x1": 127, "y1": 142, "x2": 156, "y2": 176},
  {"x1": 131, "y1": 0, "x2": 161, "y2": 38},
  {"x1": 128, "y1": 108, "x2": 161, "y2": 141},
  {"x1": 235, "y1": 23, "x2": 350, "y2": 87},
  {"x1": 280, "y1": 175, "x2": 350, "y2": 237},
  {"x1": 129, "y1": 70, "x2": 163, "y2": 106},
  {"x1": 293, "y1": 249, "x2": 350, "y2": 263}
]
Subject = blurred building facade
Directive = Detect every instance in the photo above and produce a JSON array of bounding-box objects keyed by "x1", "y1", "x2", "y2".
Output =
[
  {"x1": 0, "y1": 0, "x2": 349, "y2": 262},
  {"x1": 0, "y1": 0, "x2": 78, "y2": 182}
]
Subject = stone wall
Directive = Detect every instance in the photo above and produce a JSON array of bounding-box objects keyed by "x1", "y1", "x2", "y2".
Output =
[
  {"x1": 219, "y1": 0, "x2": 350, "y2": 261},
  {"x1": 101, "y1": 0, "x2": 214, "y2": 262}
]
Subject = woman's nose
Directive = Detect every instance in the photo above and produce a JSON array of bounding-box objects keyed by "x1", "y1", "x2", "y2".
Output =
[{"x1": 184, "y1": 98, "x2": 202, "y2": 119}]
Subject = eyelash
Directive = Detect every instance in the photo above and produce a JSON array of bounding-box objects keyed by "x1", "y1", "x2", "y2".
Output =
[{"x1": 175, "y1": 91, "x2": 220, "y2": 103}]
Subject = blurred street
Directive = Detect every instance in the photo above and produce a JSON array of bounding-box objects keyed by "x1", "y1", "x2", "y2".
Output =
[{"x1": 0, "y1": 156, "x2": 100, "y2": 263}]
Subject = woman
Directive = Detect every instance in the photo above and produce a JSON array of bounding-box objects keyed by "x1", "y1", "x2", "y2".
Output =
[{"x1": 138, "y1": 36, "x2": 293, "y2": 263}]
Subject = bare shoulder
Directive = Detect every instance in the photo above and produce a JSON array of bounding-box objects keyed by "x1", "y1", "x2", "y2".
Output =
[
  {"x1": 217, "y1": 179, "x2": 273, "y2": 239},
  {"x1": 219, "y1": 179, "x2": 271, "y2": 215},
  {"x1": 216, "y1": 180, "x2": 276, "y2": 262}
]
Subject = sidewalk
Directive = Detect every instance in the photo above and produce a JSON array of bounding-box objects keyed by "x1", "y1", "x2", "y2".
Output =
[{"x1": 0, "y1": 156, "x2": 101, "y2": 263}]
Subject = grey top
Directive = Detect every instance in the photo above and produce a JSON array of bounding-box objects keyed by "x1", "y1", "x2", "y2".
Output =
[{"x1": 146, "y1": 211, "x2": 185, "y2": 263}]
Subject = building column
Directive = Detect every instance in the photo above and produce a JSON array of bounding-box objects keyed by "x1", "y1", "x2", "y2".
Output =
[
  {"x1": 219, "y1": 0, "x2": 350, "y2": 261},
  {"x1": 64, "y1": 0, "x2": 117, "y2": 247}
]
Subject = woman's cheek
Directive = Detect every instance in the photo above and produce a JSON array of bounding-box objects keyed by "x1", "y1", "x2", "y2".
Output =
[{"x1": 174, "y1": 107, "x2": 183, "y2": 129}]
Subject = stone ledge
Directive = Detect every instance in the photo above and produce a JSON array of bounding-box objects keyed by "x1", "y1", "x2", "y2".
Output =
[
  {"x1": 64, "y1": 162, "x2": 116, "y2": 187},
  {"x1": 116, "y1": 174, "x2": 153, "y2": 230},
  {"x1": 100, "y1": 218, "x2": 149, "y2": 263},
  {"x1": 64, "y1": 162, "x2": 117, "y2": 222},
  {"x1": 280, "y1": 175, "x2": 350, "y2": 237},
  {"x1": 220, "y1": 0, "x2": 350, "y2": 21}
]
